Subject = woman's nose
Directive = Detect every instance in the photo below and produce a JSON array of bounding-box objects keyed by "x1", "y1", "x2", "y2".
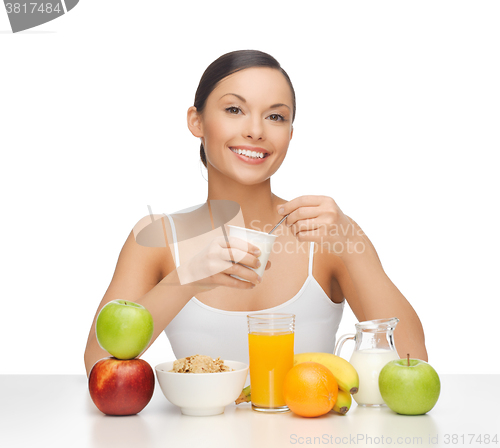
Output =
[{"x1": 244, "y1": 117, "x2": 265, "y2": 140}]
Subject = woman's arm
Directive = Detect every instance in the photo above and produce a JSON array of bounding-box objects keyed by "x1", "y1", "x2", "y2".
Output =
[
  {"x1": 83, "y1": 218, "x2": 199, "y2": 377},
  {"x1": 84, "y1": 214, "x2": 264, "y2": 377},
  {"x1": 334, "y1": 217, "x2": 428, "y2": 361},
  {"x1": 276, "y1": 196, "x2": 428, "y2": 361}
]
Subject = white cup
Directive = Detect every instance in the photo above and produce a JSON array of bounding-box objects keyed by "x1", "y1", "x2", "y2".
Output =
[{"x1": 227, "y1": 225, "x2": 277, "y2": 282}]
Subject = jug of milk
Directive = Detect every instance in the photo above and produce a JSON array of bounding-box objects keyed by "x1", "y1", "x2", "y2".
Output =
[{"x1": 335, "y1": 317, "x2": 400, "y2": 406}]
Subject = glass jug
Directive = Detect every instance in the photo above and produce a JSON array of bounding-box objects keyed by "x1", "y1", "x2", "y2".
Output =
[{"x1": 335, "y1": 317, "x2": 400, "y2": 406}]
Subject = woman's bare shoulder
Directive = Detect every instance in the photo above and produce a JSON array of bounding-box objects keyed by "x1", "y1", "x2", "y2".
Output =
[
  {"x1": 129, "y1": 213, "x2": 176, "y2": 278},
  {"x1": 132, "y1": 214, "x2": 170, "y2": 246},
  {"x1": 130, "y1": 207, "x2": 207, "y2": 275},
  {"x1": 323, "y1": 215, "x2": 383, "y2": 315},
  {"x1": 345, "y1": 215, "x2": 382, "y2": 265}
]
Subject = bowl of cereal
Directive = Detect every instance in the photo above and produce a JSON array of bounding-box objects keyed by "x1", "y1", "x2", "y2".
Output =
[{"x1": 155, "y1": 355, "x2": 249, "y2": 416}]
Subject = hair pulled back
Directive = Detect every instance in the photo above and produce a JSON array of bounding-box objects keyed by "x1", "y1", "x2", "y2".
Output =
[{"x1": 193, "y1": 50, "x2": 296, "y2": 168}]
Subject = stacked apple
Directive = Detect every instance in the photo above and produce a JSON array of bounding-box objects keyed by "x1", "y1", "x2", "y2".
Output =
[{"x1": 88, "y1": 300, "x2": 155, "y2": 416}]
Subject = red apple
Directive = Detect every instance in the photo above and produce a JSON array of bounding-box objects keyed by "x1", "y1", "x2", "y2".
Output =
[{"x1": 88, "y1": 357, "x2": 155, "y2": 416}]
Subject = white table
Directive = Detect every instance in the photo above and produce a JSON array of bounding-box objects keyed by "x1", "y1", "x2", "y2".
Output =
[{"x1": 1, "y1": 375, "x2": 498, "y2": 448}]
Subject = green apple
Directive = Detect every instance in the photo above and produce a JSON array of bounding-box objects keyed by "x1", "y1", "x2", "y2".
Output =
[
  {"x1": 378, "y1": 358, "x2": 440, "y2": 415},
  {"x1": 96, "y1": 300, "x2": 154, "y2": 360}
]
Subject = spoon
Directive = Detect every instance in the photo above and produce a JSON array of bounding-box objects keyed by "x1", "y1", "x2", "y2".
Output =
[{"x1": 268, "y1": 213, "x2": 290, "y2": 235}]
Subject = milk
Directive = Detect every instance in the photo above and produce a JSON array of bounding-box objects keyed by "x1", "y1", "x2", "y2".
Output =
[{"x1": 349, "y1": 348, "x2": 399, "y2": 406}]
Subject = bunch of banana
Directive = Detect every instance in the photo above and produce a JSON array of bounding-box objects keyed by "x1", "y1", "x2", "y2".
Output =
[
  {"x1": 293, "y1": 352, "x2": 359, "y2": 415},
  {"x1": 332, "y1": 388, "x2": 352, "y2": 415}
]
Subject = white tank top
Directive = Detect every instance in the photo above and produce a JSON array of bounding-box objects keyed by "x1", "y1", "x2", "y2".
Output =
[{"x1": 163, "y1": 213, "x2": 344, "y2": 371}]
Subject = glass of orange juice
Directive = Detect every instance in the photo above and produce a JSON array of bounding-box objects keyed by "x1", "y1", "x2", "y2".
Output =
[{"x1": 247, "y1": 313, "x2": 295, "y2": 413}]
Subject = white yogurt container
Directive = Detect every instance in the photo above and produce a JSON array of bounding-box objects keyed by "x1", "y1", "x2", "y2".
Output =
[{"x1": 227, "y1": 225, "x2": 277, "y2": 281}]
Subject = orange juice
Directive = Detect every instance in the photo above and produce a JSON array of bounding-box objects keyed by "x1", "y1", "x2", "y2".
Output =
[{"x1": 248, "y1": 331, "x2": 294, "y2": 408}]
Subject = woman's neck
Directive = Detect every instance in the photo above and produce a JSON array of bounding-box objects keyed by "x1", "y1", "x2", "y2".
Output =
[{"x1": 205, "y1": 168, "x2": 284, "y2": 231}]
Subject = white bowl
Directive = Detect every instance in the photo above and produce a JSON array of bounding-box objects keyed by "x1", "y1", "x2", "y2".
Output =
[{"x1": 155, "y1": 360, "x2": 249, "y2": 416}]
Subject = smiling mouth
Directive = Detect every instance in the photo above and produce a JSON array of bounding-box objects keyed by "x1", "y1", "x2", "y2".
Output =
[{"x1": 230, "y1": 147, "x2": 270, "y2": 159}]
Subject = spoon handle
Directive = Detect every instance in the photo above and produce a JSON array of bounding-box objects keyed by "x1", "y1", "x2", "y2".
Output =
[{"x1": 268, "y1": 214, "x2": 290, "y2": 235}]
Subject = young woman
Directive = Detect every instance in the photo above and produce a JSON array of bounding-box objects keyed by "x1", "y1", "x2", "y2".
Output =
[{"x1": 84, "y1": 50, "x2": 427, "y2": 376}]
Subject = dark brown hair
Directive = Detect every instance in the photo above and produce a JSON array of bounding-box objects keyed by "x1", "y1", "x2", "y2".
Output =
[{"x1": 193, "y1": 50, "x2": 296, "y2": 168}]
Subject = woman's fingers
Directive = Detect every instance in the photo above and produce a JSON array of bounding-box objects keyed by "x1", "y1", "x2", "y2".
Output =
[
  {"x1": 218, "y1": 236, "x2": 261, "y2": 255},
  {"x1": 214, "y1": 272, "x2": 256, "y2": 289},
  {"x1": 191, "y1": 235, "x2": 269, "y2": 289},
  {"x1": 227, "y1": 262, "x2": 261, "y2": 285},
  {"x1": 220, "y1": 246, "x2": 261, "y2": 270}
]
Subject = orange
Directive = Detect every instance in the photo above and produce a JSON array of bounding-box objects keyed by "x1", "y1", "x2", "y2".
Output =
[{"x1": 283, "y1": 362, "x2": 338, "y2": 417}]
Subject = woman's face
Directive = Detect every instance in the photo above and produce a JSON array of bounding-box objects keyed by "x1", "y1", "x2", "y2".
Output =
[{"x1": 193, "y1": 67, "x2": 294, "y2": 185}]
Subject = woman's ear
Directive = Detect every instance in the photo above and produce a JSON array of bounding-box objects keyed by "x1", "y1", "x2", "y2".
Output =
[
  {"x1": 290, "y1": 125, "x2": 293, "y2": 140},
  {"x1": 187, "y1": 106, "x2": 203, "y2": 138}
]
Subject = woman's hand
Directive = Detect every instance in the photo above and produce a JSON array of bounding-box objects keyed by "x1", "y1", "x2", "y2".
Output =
[
  {"x1": 175, "y1": 235, "x2": 270, "y2": 292},
  {"x1": 276, "y1": 195, "x2": 364, "y2": 256}
]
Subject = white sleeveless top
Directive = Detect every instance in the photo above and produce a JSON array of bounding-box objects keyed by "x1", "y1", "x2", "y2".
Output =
[{"x1": 163, "y1": 213, "x2": 344, "y2": 369}]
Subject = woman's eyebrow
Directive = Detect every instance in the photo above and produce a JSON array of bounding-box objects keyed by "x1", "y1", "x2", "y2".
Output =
[{"x1": 219, "y1": 93, "x2": 291, "y2": 111}]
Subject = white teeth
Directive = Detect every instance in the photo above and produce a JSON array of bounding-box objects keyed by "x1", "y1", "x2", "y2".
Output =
[{"x1": 231, "y1": 148, "x2": 266, "y2": 159}]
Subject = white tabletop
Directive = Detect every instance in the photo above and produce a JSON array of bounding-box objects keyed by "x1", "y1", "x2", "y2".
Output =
[{"x1": 1, "y1": 374, "x2": 498, "y2": 448}]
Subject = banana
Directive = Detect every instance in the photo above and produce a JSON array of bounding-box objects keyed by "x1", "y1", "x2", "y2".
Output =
[
  {"x1": 294, "y1": 352, "x2": 359, "y2": 395},
  {"x1": 332, "y1": 388, "x2": 352, "y2": 414},
  {"x1": 235, "y1": 385, "x2": 251, "y2": 405}
]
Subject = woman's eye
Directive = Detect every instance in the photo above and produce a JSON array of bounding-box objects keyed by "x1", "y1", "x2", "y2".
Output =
[
  {"x1": 226, "y1": 106, "x2": 241, "y2": 114},
  {"x1": 269, "y1": 114, "x2": 285, "y2": 122},
  {"x1": 225, "y1": 107, "x2": 285, "y2": 121}
]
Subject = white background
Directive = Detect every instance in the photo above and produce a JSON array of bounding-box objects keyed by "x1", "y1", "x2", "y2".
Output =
[{"x1": 1, "y1": 1, "x2": 498, "y2": 375}]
